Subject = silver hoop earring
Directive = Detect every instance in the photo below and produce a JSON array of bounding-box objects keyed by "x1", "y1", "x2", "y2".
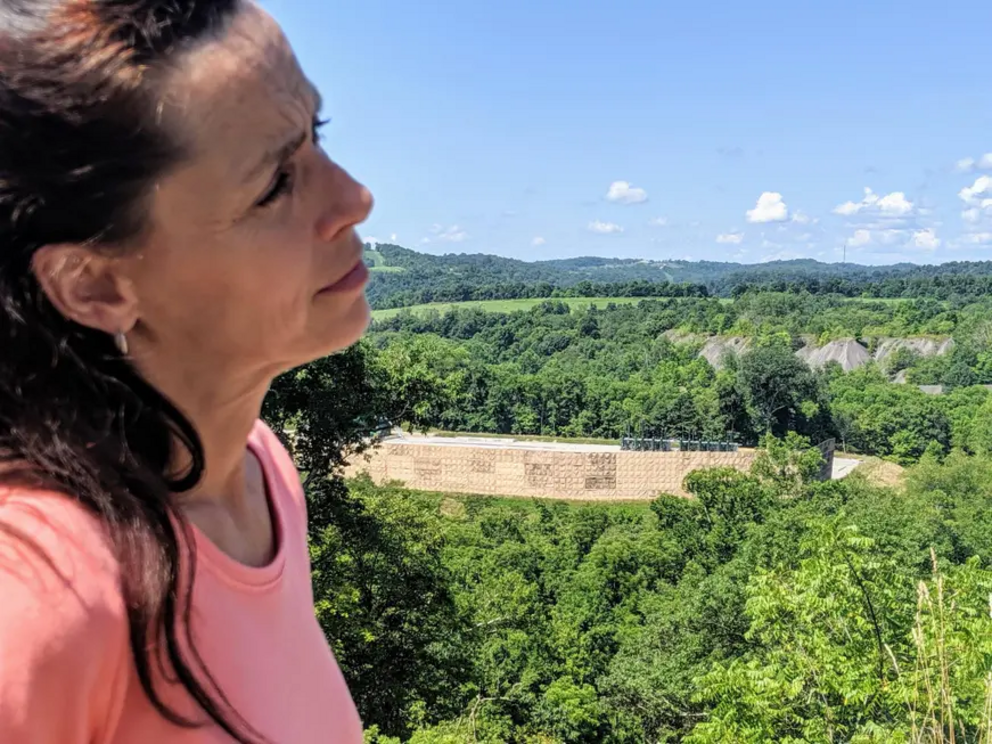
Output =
[{"x1": 113, "y1": 331, "x2": 129, "y2": 356}]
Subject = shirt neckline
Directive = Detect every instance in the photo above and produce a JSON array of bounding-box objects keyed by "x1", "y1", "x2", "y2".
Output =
[{"x1": 186, "y1": 425, "x2": 288, "y2": 591}]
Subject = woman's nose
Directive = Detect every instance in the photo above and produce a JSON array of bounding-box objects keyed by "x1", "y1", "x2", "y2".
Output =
[{"x1": 316, "y1": 162, "x2": 374, "y2": 242}]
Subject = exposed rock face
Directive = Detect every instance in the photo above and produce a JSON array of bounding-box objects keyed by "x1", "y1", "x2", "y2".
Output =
[
  {"x1": 873, "y1": 337, "x2": 955, "y2": 365},
  {"x1": 693, "y1": 334, "x2": 956, "y2": 375},
  {"x1": 892, "y1": 369, "x2": 910, "y2": 384},
  {"x1": 796, "y1": 338, "x2": 871, "y2": 372},
  {"x1": 699, "y1": 336, "x2": 751, "y2": 368}
]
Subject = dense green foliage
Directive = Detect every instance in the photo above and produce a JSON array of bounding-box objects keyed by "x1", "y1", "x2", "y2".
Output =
[
  {"x1": 365, "y1": 243, "x2": 992, "y2": 309},
  {"x1": 372, "y1": 279, "x2": 711, "y2": 311},
  {"x1": 271, "y1": 362, "x2": 992, "y2": 742},
  {"x1": 261, "y1": 263, "x2": 992, "y2": 742},
  {"x1": 366, "y1": 293, "x2": 992, "y2": 461}
]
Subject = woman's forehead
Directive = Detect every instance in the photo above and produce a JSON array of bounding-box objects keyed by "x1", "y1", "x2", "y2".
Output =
[
  {"x1": 146, "y1": 3, "x2": 317, "y2": 226},
  {"x1": 158, "y1": 4, "x2": 314, "y2": 177}
]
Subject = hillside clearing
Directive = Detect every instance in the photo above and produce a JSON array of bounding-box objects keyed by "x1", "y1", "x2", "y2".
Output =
[
  {"x1": 370, "y1": 296, "x2": 723, "y2": 320},
  {"x1": 365, "y1": 249, "x2": 406, "y2": 273},
  {"x1": 369, "y1": 294, "x2": 931, "y2": 320},
  {"x1": 851, "y1": 456, "x2": 906, "y2": 487}
]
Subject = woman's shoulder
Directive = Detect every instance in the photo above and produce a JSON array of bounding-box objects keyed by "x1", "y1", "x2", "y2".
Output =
[
  {"x1": 0, "y1": 487, "x2": 125, "y2": 613},
  {"x1": 249, "y1": 418, "x2": 307, "y2": 511},
  {"x1": 0, "y1": 489, "x2": 129, "y2": 742},
  {"x1": 249, "y1": 418, "x2": 297, "y2": 476}
]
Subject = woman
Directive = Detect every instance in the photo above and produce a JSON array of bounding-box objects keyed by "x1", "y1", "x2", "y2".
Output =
[{"x1": 0, "y1": 1, "x2": 373, "y2": 742}]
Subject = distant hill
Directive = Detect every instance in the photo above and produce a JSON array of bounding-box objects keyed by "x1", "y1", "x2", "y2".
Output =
[{"x1": 363, "y1": 242, "x2": 992, "y2": 308}]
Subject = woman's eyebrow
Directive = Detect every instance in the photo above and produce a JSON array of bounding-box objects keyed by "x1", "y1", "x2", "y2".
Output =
[
  {"x1": 243, "y1": 131, "x2": 307, "y2": 185},
  {"x1": 240, "y1": 83, "x2": 324, "y2": 185}
]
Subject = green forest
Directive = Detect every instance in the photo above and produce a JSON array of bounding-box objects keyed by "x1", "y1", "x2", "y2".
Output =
[
  {"x1": 260, "y1": 250, "x2": 992, "y2": 743},
  {"x1": 364, "y1": 243, "x2": 992, "y2": 309},
  {"x1": 368, "y1": 292, "x2": 992, "y2": 462}
]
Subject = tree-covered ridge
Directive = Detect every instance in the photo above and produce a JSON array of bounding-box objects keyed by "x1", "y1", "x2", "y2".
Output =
[
  {"x1": 365, "y1": 243, "x2": 992, "y2": 309},
  {"x1": 366, "y1": 294, "x2": 992, "y2": 463}
]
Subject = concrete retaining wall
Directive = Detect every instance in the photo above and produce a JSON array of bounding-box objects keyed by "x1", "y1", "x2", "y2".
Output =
[{"x1": 345, "y1": 441, "x2": 756, "y2": 500}]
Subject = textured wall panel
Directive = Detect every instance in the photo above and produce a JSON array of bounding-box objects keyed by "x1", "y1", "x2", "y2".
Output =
[{"x1": 344, "y1": 443, "x2": 756, "y2": 500}]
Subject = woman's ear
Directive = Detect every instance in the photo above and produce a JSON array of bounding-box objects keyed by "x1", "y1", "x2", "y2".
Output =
[{"x1": 30, "y1": 245, "x2": 138, "y2": 334}]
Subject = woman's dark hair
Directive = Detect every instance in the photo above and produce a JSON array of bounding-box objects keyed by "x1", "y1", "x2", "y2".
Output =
[{"x1": 0, "y1": 1, "x2": 262, "y2": 741}]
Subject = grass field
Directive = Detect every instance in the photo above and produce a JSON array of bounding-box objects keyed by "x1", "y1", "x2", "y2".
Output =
[
  {"x1": 369, "y1": 293, "x2": 928, "y2": 321},
  {"x1": 365, "y1": 249, "x2": 406, "y2": 273},
  {"x1": 370, "y1": 296, "x2": 709, "y2": 320}
]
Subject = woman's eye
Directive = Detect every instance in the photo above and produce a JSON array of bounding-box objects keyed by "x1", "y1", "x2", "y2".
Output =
[
  {"x1": 253, "y1": 117, "x2": 326, "y2": 210},
  {"x1": 255, "y1": 170, "x2": 293, "y2": 208}
]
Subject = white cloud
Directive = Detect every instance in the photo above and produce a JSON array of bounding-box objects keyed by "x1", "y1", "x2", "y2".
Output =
[
  {"x1": 956, "y1": 154, "x2": 992, "y2": 173},
  {"x1": 531, "y1": 236, "x2": 546, "y2": 246},
  {"x1": 791, "y1": 210, "x2": 814, "y2": 225},
  {"x1": 846, "y1": 228, "x2": 931, "y2": 250},
  {"x1": 716, "y1": 232, "x2": 744, "y2": 244},
  {"x1": 390, "y1": 233, "x2": 398, "y2": 242},
  {"x1": 588, "y1": 220, "x2": 624, "y2": 234},
  {"x1": 833, "y1": 187, "x2": 914, "y2": 217},
  {"x1": 963, "y1": 232, "x2": 992, "y2": 245},
  {"x1": 960, "y1": 176, "x2": 992, "y2": 206},
  {"x1": 648, "y1": 217, "x2": 669, "y2": 227},
  {"x1": 876, "y1": 192, "x2": 914, "y2": 215},
  {"x1": 958, "y1": 177, "x2": 992, "y2": 225},
  {"x1": 746, "y1": 192, "x2": 789, "y2": 223},
  {"x1": 957, "y1": 157, "x2": 976, "y2": 173},
  {"x1": 911, "y1": 228, "x2": 941, "y2": 250},
  {"x1": 849, "y1": 229, "x2": 872, "y2": 247},
  {"x1": 606, "y1": 181, "x2": 648, "y2": 204}
]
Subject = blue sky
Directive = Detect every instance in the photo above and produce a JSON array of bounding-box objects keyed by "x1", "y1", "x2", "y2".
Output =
[{"x1": 263, "y1": 0, "x2": 992, "y2": 266}]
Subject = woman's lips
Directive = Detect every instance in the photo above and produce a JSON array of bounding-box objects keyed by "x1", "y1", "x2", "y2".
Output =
[{"x1": 317, "y1": 260, "x2": 370, "y2": 295}]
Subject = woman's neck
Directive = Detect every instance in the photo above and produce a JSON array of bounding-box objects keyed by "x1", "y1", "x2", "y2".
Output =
[
  {"x1": 182, "y1": 393, "x2": 265, "y2": 508},
  {"x1": 138, "y1": 357, "x2": 273, "y2": 509},
  {"x1": 160, "y1": 371, "x2": 279, "y2": 567}
]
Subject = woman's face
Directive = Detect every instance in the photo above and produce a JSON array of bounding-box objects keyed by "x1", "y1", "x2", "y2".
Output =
[{"x1": 121, "y1": 3, "x2": 373, "y2": 381}]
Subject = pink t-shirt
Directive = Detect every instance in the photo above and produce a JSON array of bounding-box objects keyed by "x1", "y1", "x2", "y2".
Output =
[{"x1": 0, "y1": 419, "x2": 363, "y2": 743}]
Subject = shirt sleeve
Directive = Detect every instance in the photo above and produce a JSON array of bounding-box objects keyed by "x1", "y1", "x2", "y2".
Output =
[{"x1": 0, "y1": 492, "x2": 129, "y2": 744}]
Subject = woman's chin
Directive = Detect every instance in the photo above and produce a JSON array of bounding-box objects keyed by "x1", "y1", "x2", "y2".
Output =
[{"x1": 310, "y1": 295, "x2": 372, "y2": 358}]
